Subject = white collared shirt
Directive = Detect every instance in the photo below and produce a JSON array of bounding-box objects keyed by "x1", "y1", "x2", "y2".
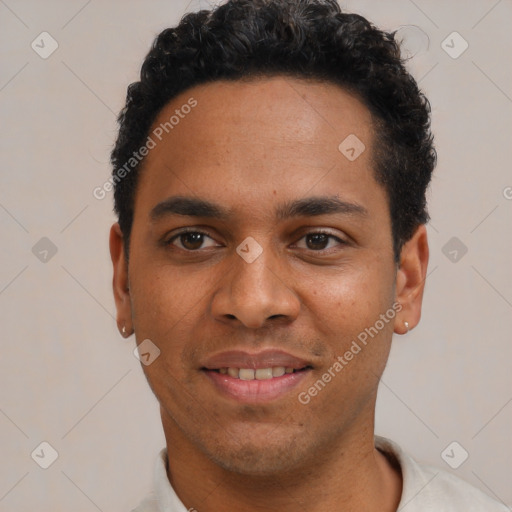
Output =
[{"x1": 131, "y1": 436, "x2": 508, "y2": 511}]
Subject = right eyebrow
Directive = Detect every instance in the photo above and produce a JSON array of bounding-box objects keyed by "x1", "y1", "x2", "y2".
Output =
[{"x1": 150, "y1": 196, "x2": 232, "y2": 222}]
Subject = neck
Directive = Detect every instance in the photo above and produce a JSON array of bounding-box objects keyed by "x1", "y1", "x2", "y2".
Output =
[{"x1": 161, "y1": 408, "x2": 402, "y2": 512}]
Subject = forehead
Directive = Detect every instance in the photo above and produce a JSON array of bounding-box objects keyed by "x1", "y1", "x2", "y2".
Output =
[{"x1": 134, "y1": 76, "x2": 383, "y2": 221}]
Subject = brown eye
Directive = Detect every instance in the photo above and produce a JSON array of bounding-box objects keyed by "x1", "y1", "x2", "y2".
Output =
[
  {"x1": 179, "y1": 233, "x2": 205, "y2": 250},
  {"x1": 306, "y1": 233, "x2": 330, "y2": 250},
  {"x1": 168, "y1": 231, "x2": 219, "y2": 251},
  {"x1": 295, "y1": 232, "x2": 346, "y2": 251}
]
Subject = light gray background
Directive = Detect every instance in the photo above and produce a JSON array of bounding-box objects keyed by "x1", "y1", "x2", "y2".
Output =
[{"x1": 1, "y1": 0, "x2": 511, "y2": 510}]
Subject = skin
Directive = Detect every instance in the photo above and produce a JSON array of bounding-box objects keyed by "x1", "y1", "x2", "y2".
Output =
[{"x1": 110, "y1": 76, "x2": 429, "y2": 511}]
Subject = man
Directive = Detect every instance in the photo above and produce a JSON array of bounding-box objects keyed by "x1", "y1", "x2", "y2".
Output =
[{"x1": 109, "y1": 0, "x2": 507, "y2": 510}]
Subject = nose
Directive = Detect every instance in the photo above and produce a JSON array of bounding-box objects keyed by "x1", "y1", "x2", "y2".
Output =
[{"x1": 210, "y1": 245, "x2": 301, "y2": 329}]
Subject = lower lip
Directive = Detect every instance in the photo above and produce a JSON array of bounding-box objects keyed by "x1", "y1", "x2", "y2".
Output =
[{"x1": 203, "y1": 369, "x2": 310, "y2": 403}]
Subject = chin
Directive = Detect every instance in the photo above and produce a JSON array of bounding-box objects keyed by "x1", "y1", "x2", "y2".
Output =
[{"x1": 205, "y1": 434, "x2": 308, "y2": 476}]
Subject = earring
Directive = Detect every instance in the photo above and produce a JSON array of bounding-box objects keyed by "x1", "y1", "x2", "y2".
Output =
[
  {"x1": 404, "y1": 321, "x2": 410, "y2": 333},
  {"x1": 122, "y1": 325, "x2": 126, "y2": 336}
]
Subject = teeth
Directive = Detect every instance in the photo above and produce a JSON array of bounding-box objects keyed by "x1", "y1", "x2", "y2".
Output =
[
  {"x1": 220, "y1": 367, "x2": 297, "y2": 380},
  {"x1": 239, "y1": 368, "x2": 255, "y2": 380},
  {"x1": 255, "y1": 368, "x2": 273, "y2": 380},
  {"x1": 272, "y1": 366, "x2": 286, "y2": 377},
  {"x1": 227, "y1": 367, "x2": 239, "y2": 378}
]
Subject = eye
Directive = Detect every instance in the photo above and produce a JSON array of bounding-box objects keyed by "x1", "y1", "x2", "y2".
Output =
[
  {"x1": 295, "y1": 232, "x2": 346, "y2": 251},
  {"x1": 167, "y1": 230, "x2": 220, "y2": 251}
]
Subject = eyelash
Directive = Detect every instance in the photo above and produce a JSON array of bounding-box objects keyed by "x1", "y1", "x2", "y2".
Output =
[{"x1": 165, "y1": 228, "x2": 347, "y2": 252}]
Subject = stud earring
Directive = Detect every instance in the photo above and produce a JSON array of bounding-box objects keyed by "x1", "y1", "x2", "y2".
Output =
[
  {"x1": 122, "y1": 325, "x2": 126, "y2": 335},
  {"x1": 404, "y1": 321, "x2": 410, "y2": 333}
]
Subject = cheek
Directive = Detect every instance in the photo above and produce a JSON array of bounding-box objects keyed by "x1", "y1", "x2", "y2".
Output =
[
  {"x1": 129, "y1": 261, "x2": 208, "y2": 332},
  {"x1": 304, "y1": 260, "x2": 395, "y2": 335},
  {"x1": 298, "y1": 269, "x2": 396, "y2": 416}
]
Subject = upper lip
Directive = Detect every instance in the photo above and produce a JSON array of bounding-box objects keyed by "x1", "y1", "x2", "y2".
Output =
[{"x1": 201, "y1": 349, "x2": 312, "y2": 370}]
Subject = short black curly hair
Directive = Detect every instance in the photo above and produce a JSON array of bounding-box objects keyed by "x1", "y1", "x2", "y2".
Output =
[{"x1": 111, "y1": 0, "x2": 436, "y2": 261}]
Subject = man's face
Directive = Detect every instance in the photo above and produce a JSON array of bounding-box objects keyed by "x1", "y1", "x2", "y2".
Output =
[{"x1": 114, "y1": 77, "x2": 405, "y2": 474}]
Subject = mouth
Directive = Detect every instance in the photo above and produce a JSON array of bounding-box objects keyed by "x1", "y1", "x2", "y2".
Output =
[
  {"x1": 208, "y1": 366, "x2": 310, "y2": 379},
  {"x1": 201, "y1": 350, "x2": 314, "y2": 403}
]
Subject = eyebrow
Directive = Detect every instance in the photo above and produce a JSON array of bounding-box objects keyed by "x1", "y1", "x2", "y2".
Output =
[{"x1": 149, "y1": 195, "x2": 368, "y2": 222}]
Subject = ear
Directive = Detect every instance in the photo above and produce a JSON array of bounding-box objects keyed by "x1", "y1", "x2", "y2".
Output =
[
  {"x1": 394, "y1": 224, "x2": 429, "y2": 335},
  {"x1": 109, "y1": 223, "x2": 133, "y2": 337}
]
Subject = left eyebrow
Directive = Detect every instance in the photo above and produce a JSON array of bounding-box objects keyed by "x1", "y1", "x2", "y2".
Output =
[
  {"x1": 149, "y1": 195, "x2": 368, "y2": 222},
  {"x1": 275, "y1": 196, "x2": 368, "y2": 220}
]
